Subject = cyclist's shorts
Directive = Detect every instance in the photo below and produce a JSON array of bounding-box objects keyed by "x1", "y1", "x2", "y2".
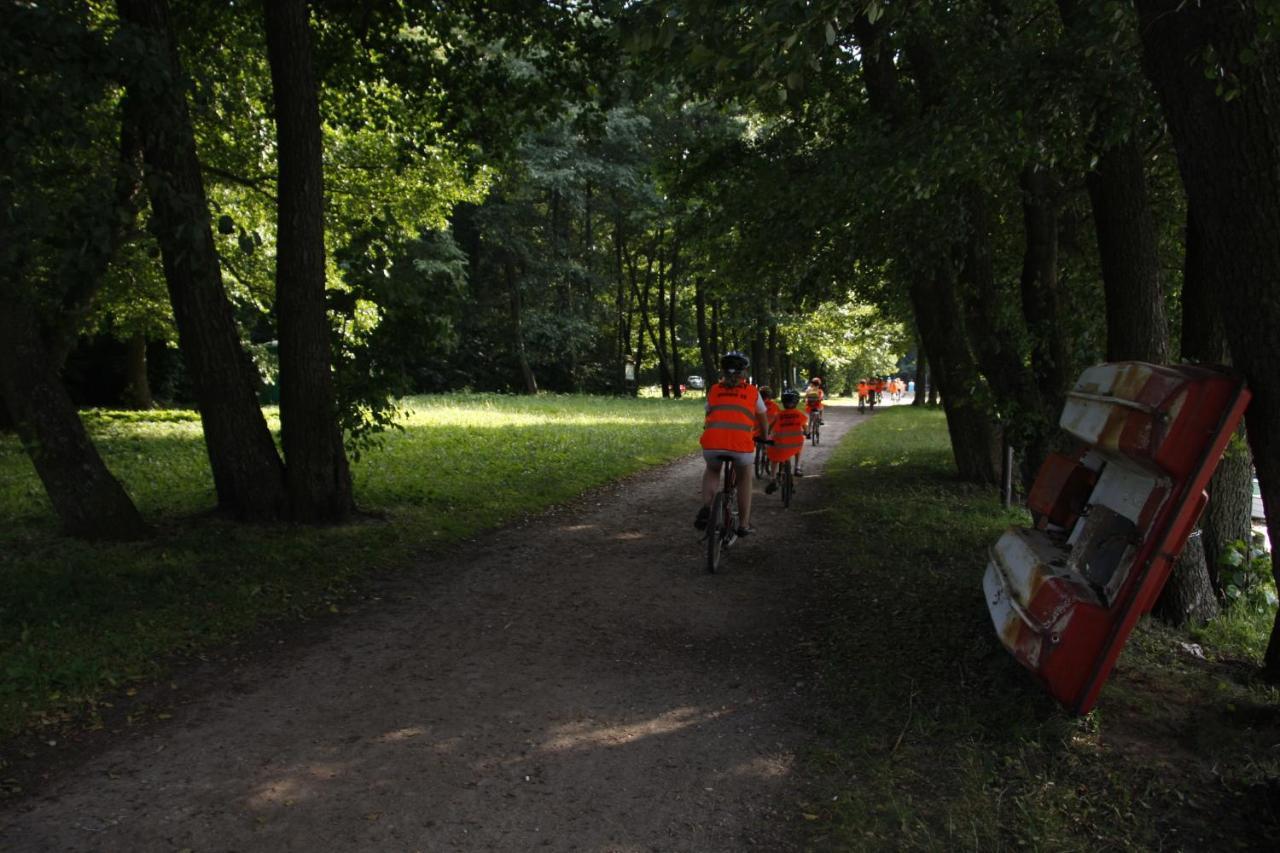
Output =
[
  {"x1": 703, "y1": 449, "x2": 754, "y2": 466},
  {"x1": 806, "y1": 401, "x2": 823, "y2": 411}
]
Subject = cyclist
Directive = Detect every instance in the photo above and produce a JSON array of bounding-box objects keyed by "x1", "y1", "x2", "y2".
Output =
[
  {"x1": 857, "y1": 378, "x2": 870, "y2": 409},
  {"x1": 758, "y1": 386, "x2": 781, "y2": 434},
  {"x1": 804, "y1": 377, "x2": 825, "y2": 426},
  {"x1": 695, "y1": 352, "x2": 772, "y2": 536},
  {"x1": 873, "y1": 376, "x2": 886, "y2": 405},
  {"x1": 765, "y1": 388, "x2": 809, "y2": 492}
]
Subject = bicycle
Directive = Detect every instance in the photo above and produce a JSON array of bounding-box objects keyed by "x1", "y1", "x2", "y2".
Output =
[
  {"x1": 858, "y1": 394, "x2": 867, "y2": 414},
  {"x1": 754, "y1": 440, "x2": 769, "y2": 480},
  {"x1": 808, "y1": 409, "x2": 821, "y2": 446},
  {"x1": 703, "y1": 441, "x2": 770, "y2": 573},
  {"x1": 778, "y1": 456, "x2": 796, "y2": 508},
  {"x1": 702, "y1": 455, "x2": 741, "y2": 573}
]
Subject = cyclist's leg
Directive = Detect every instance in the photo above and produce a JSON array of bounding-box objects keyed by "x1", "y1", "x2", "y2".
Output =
[
  {"x1": 794, "y1": 444, "x2": 805, "y2": 475},
  {"x1": 696, "y1": 457, "x2": 720, "y2": 527},
  {"x1": 735, "y1": 460, "x2": 756, "y2": 531}
]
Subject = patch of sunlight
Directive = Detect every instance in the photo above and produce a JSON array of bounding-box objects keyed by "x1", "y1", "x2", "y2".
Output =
[
  {"x1": 399, "y1": 409, "x2": 694, "y2": 429},
  {"x1": 539, "y1": 706, "x2": 728, "y2": 753},
  {"x1": 729, "y1": 754, "x2": 794, "y2": 779},
  {"x1": 612, "y1": 531, "x2": 646, "y2": 541},
  {"x1": 377, "y1": 726, "x2": 428, "y2": 742},
  {"x1": 247, "y1": 762, "x2": 347, "y2": 808},
  {"x1": 561, "y1": 524, "x2": 600, "y2": 533}
]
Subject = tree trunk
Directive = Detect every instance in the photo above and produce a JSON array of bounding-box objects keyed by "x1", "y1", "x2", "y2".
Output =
[
  {"x1": 695, "y1": 277, "x2": 716, "y2": 386},
  {"x1": 1135, "y1": 0, "x2": 1280, "y2": 678},
  {"x1": 958, "y1": 188, "x2": 1052, "y2": 482},
  {"x1": 1085, "y1": 143, "x2": 1170, "y2": 363},
  {"x1": 652, "y1": 239, "x2": 672, "y2": 398},
  {"x1": 613, "y1": 218, "x2": 629, "y2": 392},
  {"x1": 910, "y1": 268, "x2": 1000, "y2": 483},
  {"x1": 750, "y1": 332, "x2": 764, "y2": 389},
  {"x1": 928, "y1": 367, "x2": 940, "y2": 406},
  {"x1": 1179, "y1": 200, "x2": 1254, "y2": 597},
  {"x1": 1153, "y1": 532, "x2": 1221, "y2": 626},
  {"x1": 121, "y1": 332, "x2": 154, "y2": 409},
  {"x1": 0, "y1": 298, "x2": 147, "y2": 540},
  {"x1": 1018, "y1": 166, "x2": 1071, "y2": 421},
  {"x1": 913, "y1": 335, "x2": 926, "y2": 406},
  {"x1": 503, "y1": 259, "x2": 538, "y2": 394},
  {"x1": 767, "y1": 322, "x2": 779, "y2": 390},
  {"x1": 710, "y1": 299, "x2": 721, "y2": 370},
  {"x1": 263, "y1": 0, "x2": 353, "y2": 522},
  {"x1": 668, "y1": 245, "x2": 682, "y2": 398},
  {"x1": 117, "y1": 0, "x2": 287, "y2": 520},
  {"x1": 1056, "y1": 0, "x2": 1168, "y2": 365}
]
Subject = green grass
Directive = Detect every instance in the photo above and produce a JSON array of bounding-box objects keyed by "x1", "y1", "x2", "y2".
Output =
[
  {"x1": 0, "y1": 393, "x2": 702, "y2": 740},
  {"x1": 803, "y1": 406, "x2": 1280, "y2": 851}
]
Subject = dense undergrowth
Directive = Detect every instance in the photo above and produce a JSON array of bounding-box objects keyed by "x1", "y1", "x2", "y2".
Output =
[
  {"x1": 0, "y1": 394, "x2": 702, "y2": 742},
  {"x1": 804, "y1": 406, "x2": 1280, "y2": 851}
]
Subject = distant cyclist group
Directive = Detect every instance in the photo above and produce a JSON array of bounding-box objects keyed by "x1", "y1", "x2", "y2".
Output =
[
  {"x1": 693, "y1": 352, "x2": 825, "y2": 554},
  {"x1": 856, "y1": 376, "x2": 906, "y2": 412}
]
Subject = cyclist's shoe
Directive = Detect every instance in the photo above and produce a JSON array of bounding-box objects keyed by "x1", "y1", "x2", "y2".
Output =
[
  {"x1": 794, "y1": 468, "x2": 805, "y2": 477},
  {"x1": 736, "y1": 525, "x2": 755, "y2": 537},
  {"x1": 694, "y1": 506, "x2": 710, "y2": 530},
  {"x1": 765, "y1": 480, "x2": 778, "y2": 495}
]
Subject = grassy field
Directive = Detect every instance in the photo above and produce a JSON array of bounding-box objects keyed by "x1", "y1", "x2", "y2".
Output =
[
  {"x1": 0, "y1": 394, "x2": 702, "y2": 741},
  {"x1": 803, "y1": 406, "x2": 1280, "y2": 850}
]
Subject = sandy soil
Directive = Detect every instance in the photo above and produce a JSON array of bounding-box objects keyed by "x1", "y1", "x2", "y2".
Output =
[{"x1": 1, "y1": 406, "x2": 866, "y2": 852}]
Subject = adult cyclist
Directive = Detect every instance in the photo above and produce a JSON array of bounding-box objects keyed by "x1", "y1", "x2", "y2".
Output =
[{"x1": 695, "y1": 352, "x2": 772, "y2": 537}]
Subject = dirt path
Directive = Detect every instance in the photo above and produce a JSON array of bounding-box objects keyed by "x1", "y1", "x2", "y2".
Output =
[{"x1": 1, "y1": 406, "x2": 867, "y2": 852}]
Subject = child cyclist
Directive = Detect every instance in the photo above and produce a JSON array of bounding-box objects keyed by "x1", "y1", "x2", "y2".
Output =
[
  {"x1": 765, "y1": 388, "x2": 809, "y2": 492},
  {"x1": 804, "y1": 377, "x2": 825, "y2": 426},
  {"x1": 757, "y1": 386, "x2": 781, "y2": 437},
  {"x1": 695, "y1": 352, "x2": 772, "y2": 536}
]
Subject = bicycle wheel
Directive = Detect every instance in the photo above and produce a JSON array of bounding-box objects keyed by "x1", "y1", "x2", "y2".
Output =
[
  {"x1": 706, "y1": 491, "x2": 725, "y2": 573},
  {"x1": 810, "y1": 413, "x2": 821, "y2": 446},
  {"x1": 754, "y1": 443, "x2": 767, "y2": 480},
  {"x1": 781, "y1": 460, "x2": 793, "y2": 508},
  {"x1": 859, "y1": 398, "x2": 866, "y2": 414}
]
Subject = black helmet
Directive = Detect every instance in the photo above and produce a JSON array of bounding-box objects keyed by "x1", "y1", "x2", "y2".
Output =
[
  {"x1": 721, "y1": 351, "x2": 749, "y2": 373},
  {"x1": 780, "y1": 388, "x2": 801, "y2": 407}
]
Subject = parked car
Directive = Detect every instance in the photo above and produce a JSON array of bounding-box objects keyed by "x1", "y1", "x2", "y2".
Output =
[
  {"x1": 1253, "y1": 475, "x2": 1265, "y2": 522},
  {"x1": 686, "y1": 375, "x2": 705, "y2": 390}
]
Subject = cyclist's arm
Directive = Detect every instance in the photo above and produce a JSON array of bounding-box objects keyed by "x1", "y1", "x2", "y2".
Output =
[{"x1": 754, "y1": 395, "x2": 770, "y2": 438}]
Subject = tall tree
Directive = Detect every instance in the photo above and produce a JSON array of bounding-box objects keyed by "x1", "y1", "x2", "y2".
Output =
[
  {"x1": 0, "y1": 5, "x2": 148, "y2": 540},
  {"x1": 1056, "y1": 0, "x2": 1169, "y2": 364},
  {"x1": 1134, "y1": 0, "x2": 1280, "y2": 676},
  {"x1": 117, "y1": 0, "x2": 288, "y2": 519},
  {"x1": 263, "y1": 0, "x2": 354, "y2": 522}
]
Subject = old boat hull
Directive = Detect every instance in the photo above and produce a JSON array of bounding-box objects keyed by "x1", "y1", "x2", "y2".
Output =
[{"x1": 983, "y1": 362, "x2": 1250, "y2": 715}]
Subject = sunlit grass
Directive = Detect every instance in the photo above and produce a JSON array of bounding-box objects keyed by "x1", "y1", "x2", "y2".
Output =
[{"x1": 0, "y1": 393, "x2": 703, "y2": 740}]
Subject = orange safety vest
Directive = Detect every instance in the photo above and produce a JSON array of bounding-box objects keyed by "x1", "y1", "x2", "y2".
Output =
[
  {"x1": 767, "y1": 408, "x2": 808, "y2": 462},
  {"x1": 857, "y1": 382, "x2": 868, "y2": 397},
  {"x1": 702, "y1": 382, "x2": 761, "y2": 453},
  {"x1": 757, "y1": 399, "x2": 781, "y2": 438}
]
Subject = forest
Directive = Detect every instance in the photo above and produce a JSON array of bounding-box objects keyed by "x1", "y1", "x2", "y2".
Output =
[{"x1": 3, "y1": 2, "x2": 1280, "y2": 837}]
